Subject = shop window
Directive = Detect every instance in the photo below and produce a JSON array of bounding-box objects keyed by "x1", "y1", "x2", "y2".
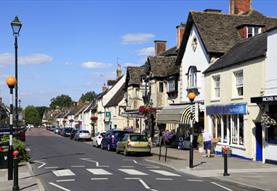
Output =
[
  {"x1": 234, "y1": 70, "x2": 243, "y2": 97},
  {"x1": 239, "y1": 115, "x2": 244, "y2": 145},
  {"x1": 211, "y1": 116, "x2": 222, "y2": 142},
  {"x1": 223, "y1": 116, "x2": 228, "y2": 143}
]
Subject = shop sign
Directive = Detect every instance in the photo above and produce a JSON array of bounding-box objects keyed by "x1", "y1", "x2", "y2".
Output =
[
  {"x1": 206, "y1": 104, "x2": 247, "y2": 115},
  {"x1": 262, "y1": 96, "x2": 277, "y2": 102}
]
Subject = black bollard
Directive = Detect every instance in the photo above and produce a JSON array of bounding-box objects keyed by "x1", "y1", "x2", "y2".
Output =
[
  {"x1": 12, "y1": 151, "x2": 19, "y2": 191},
  {"x1": 223, "y1": 147, "x2": 230, "y2": 176}
]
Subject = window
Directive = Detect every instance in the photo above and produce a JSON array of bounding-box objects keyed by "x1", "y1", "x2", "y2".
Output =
[
  {"x1": 213, "y1": 76, "x2": 220, "y2": 98},
  {"x1": 211, "y1": 114, "x2": 244, "y2": 146},
  {"x1": 168, "y1": 79, "x2": 176, "y2": 93},
  {"x1": 159, "y1": 82, "x2": 164, "y2": 93},
  {"x1": 247, "y1": 26, "x2": 261, "y2": 38},
  {"x1": 234, "y1": 71, "x2": 243, "y2": 97},
  {"x1": 187, "y1": 66, "x2": 197, "y2": 89}
]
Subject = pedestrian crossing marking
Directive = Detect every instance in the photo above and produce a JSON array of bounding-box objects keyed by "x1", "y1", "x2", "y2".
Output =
[
  {"x1": 150, "y1": 170, "x2": 180, "y2": 177},
  {"x1": 87, "y1": 169, "x2": 112, "y2": 175},
  {"x1": 119, "y1": 169, "x2": 148, "y2": 175},
  {"x1": 52, "y1": 169, "x2": 75, "y2": 177}
]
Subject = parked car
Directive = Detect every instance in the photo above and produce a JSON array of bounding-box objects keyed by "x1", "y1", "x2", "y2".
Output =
[
  {"x1": 101, "y1": 130, "x2": 129, "y2": 151},
  {"x1": 54, "y1": 127, "x2": 61, "y2": 134},
  {"x1": 116, "y1": 133, "x2": 151, "y2": 156},
  {"x1": 48, "y1": 126, "x2": 56, "y2": 131},
  {"x1": 61, "y1": 127, "x2": 73, "y2": 137},
  {"x1": 92, "y1": 132, "x2": 105, "y2": 147},
  {"x1": 74, "y1": 130, "x2": 91, "y2": 141},
  {"x1": 70, "y1": 129, "x2": 77, "y2": 140}
]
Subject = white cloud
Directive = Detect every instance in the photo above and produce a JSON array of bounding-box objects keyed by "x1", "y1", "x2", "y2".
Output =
[
  {"x1": 0, "y1": 53, "x2": 53, "y2": 66},
  {"x1": 81, "y1": 61, "x2": 112, "y2": 69},
  {"x1": 137, "y1": 47, "x2": 155, "y2": 57},
  {"x1": 121, "y1": 33, "x2": 155, "y2": 44}
]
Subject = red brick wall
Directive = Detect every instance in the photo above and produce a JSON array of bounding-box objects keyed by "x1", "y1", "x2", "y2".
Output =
[
  {"x1": 176, "y1": 25, "x2": 185, "y2": 49},
  {"x1": 155, "y1": 41, "x2": 167, "y2": 56},
  {"x1": 239, "y1": 27, "x2": 247, "y2": 38},
  {"x1": 230, "y1": 0, "x2": 251, "y2": 15}
]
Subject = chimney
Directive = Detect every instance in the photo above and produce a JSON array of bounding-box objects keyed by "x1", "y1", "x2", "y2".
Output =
[
  {"x1": 176, "y1": 23, "x2": 186, "y2": 49},
  {"x1": 230, "y1": 0, "x2": 252, "y2": 15},
  {"x1": 116, "y1": 64, "x2": 122, "y2": 79},
  {"x1": 102, "y1": 83, "x2": 108, "y2": 92},
  {"x1": 154, "y1": 40, "x2": 167, "y2": 56}
]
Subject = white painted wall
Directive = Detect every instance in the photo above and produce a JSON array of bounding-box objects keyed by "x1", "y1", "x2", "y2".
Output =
[
  {"x1": 265, "y1": 29, "x2": 277, "y2": 96},
  {"x1": 180, "y1": 25, "x2": 210, "y2": 102}
]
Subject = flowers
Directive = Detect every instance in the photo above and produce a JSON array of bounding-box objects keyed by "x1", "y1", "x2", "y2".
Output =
[
  {"x1": 90, "y1": 116, "x2": 98, "y2": 121},
  {"x1": 139, "y1": 105, "x2": 156, "y2": 114}
]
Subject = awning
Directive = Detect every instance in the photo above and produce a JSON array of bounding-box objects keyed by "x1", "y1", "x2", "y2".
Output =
[
  {"x1": 121, "y1": 111, "x2": 145, "y2": 118},
  {"x1": 156, "y1": 104, "x2": 195, "y2": 124}
]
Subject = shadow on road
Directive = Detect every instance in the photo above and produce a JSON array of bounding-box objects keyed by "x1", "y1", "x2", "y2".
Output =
[{"x1": 29, "y1": 152, "x2": 85, "y2": 161}]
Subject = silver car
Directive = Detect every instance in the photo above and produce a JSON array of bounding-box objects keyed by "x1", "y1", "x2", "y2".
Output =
[{"x1": 74, "y1": 130, "x2": 91, "y2": 141}]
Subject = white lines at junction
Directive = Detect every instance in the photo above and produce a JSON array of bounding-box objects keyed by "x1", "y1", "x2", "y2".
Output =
[
  {"x1": 211, "y1": 182, "x2": 233, "y2": 191},
  {"x1": 56, "y1": 179, "x2": 75, "y2": 182},
  {"x1": 49, "y1": 182, "x2": 71, "y2": 191}
]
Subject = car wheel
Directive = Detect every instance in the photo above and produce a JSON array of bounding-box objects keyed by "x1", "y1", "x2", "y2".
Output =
[
  {"x1": 101, "y1": 143, "x2": 104, "y2": 150},
  {"x1": 123, "y1": 148, "x2": 128, "y2": 156},
  {"x1": 107, "y1": 144, "x2": 111, "y2": 151}
]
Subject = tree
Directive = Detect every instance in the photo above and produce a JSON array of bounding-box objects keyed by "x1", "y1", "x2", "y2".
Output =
[
  {"x1": 36, "y1": 106, "x2": 48, "y2": 121},
  {"x1": 24, "y1": 106, "x2": 40, "y2": 126},
  {"x1": 80, "y1": 91, "x2": 97, "y2": 102},
  {"x1": 50, "y1": 94, "x2": 73, "y2": 109}
]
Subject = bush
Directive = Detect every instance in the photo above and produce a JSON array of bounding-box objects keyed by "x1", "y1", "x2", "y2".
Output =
[{"x1": 1, "y1": 135, "x2": 29, "y2": 162}]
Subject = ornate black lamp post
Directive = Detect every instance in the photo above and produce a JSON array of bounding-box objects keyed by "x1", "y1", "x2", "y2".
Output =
[
  {"x1": 6, "y1": 76, "x2": 17, "y2": 180},
  {"x1": 11, "y1": 16, "x2": 22, "y2": 129},
  {"x1": 187, "y1": 91, "x2": 196, "y2": 169}
]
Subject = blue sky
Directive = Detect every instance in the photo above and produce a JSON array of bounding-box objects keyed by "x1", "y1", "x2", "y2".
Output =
[{"x1": 0, "y1": 0, "x2": 276, "y2": 107}]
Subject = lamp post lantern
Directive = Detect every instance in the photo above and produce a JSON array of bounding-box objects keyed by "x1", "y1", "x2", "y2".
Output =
[
  {"x1": 6, "y1": 76, "x2": 16, "y2": 180},
  {"x1": 11, "y1": 16, "x2": 22, "y2": 129},
  {"x1": 187, "y1": 91, "x2": 196, "y2": 169}
]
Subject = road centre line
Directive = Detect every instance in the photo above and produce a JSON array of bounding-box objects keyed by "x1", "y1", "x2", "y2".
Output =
[
  {"x1": 187, "y1": 179, "x2": 204, "y2": 182},
  {"x1": 49, "y1": 182, "x2": 71, "y2": 191},
  {"x1": 211, "y1": 182, "x2": 233, "y2": 191},
  {"x1": 156, "y1": 178, "x2": 173, "y2": 180},
  {"x1": 45, "y1": 166, "x2": 58, "y2": 169},
  {"x1": 120, "y1": 166, "x2": 135, "y2": 168},
  {"x1": 71, "y1": 165, "x2": 85, "y2": 168},
  {"x1": 91, "y1": 178, "x2": 109, "y2": 180},
  {"x1": 56, "y1": 179, "x2": 75, "y2": 182}
]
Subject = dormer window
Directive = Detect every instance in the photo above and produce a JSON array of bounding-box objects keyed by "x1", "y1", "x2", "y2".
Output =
[{"x1": 247, "y1": 26, "x2": 261, "y2": 38}]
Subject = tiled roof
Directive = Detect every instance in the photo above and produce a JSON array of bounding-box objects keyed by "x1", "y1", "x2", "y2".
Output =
[
  {"x1": 126, "y1": 66, "x2": 144, "y2": 87},
  {"x1": 177, "y1": 9, "x2": 277, "y2": 64},
  {"x1": 204, "y1": 32, "x2": 267, "y2": 74},
  {"x1": 105, "y1": 83, "x2": 125, "y2": 108},
  {"x1": 160, "y1": 46, "x2": 178, "y2": 56},
  {"x1": 146, "y1": 56, "x2": 178, "y2": 78}
]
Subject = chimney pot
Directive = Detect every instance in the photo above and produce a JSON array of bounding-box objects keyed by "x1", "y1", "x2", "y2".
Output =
[{"x1": 176, "y1": 23, "x2": 186, "y2": 49}]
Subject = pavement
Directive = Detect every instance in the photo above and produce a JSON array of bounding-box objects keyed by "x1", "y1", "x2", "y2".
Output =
[
  {"x1": 0, "y1": 162, "x2": 44, "y2": 191},
  {"x1": 147, "y1": 146, "x2": 277, "y2": 191}
]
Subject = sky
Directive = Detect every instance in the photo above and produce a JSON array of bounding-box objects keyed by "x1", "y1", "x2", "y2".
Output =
[{"x1": 0, "y1": 0, "x2": 276, "y2": 107}]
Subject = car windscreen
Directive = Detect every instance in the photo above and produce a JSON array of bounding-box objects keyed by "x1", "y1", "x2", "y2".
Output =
[
  {"x1": 130, "y1": 135, "x2": 148, "y2": 142},
  {"x1": 114, "y1": 131, "x2": 126, "y2": 138}
]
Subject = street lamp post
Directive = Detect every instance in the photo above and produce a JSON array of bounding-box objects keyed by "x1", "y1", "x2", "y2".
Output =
[
  {"x1": 6, "y1": 76, "x2": 17, "y2": 180},
  {"x1": 11, "y1": 16, "x2": 22, "y2": 129},
  {"x1": 187, "y1": 91, "x2": 196, "y2": 169}
]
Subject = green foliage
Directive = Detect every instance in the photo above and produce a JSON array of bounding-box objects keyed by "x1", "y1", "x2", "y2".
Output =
[
  {"x1": 1, "y1": 135, "x2": 29, "y2": 161},
  {"x1": 197, "y1": 133, "x2": 204, "y2": 147},
  {"x1": 36, "y1": 106, "x2": 48, "y2": 120},
  {"x1": 24, "y1": 106, "x2": 40, "y2": 126},
  {"x1": 50, "y1": 94, "x2": 73, "y2": 109},
  {"x1": 80, "y1": 91, "x2": 97, "y2": 102}
]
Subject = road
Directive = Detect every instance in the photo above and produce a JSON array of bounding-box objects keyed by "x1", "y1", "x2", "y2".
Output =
[{"x1": 26, "y1": 128, "x2": 263, "y2": 191}]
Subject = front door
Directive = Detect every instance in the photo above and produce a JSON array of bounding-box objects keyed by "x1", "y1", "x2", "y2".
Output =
[{"x1": 256, "y1": 123, "x2": 263, "y2": 161}]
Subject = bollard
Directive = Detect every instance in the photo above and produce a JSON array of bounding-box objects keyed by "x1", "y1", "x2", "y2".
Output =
[
  {"x1": 223, "y1": 146, "x2": 230, "y2": 176},
  {"x1": 12, "y1": 150, "x2": 19, "y2": 191}
]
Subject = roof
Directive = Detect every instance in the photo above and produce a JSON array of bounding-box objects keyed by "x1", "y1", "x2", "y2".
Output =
[
  {"x1": 105, "y1": 82, "x2": 125, "y2": 108},
  {"x1": 146, "y1": 56, "x2": 178, "y2": 78},
  {"x1": 160, "y1": 46, "x2": 178, "y2": 56},
  {"x1": 176, "y1": 9, "x2": 277, "y2": 64},
  {"x1": 75, "y1": 102, "x2": 90, "y2": 116},
  {"x1": 67, "y1": 102, "x2": 88, "y2": 116},
  {"x1": 203, "y1": 32, "x2": 267, "y2": 74},
  {"x1": 84, "y1": 101, "x2": 97, "y2": 113},
  {"x1": 126, "y1": 67, "x2": 144, "y2": 87}
]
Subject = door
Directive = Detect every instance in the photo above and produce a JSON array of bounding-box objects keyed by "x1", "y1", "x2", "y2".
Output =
[{"x1": 255, "y1": 123, "x2": 263, "y2": 161}]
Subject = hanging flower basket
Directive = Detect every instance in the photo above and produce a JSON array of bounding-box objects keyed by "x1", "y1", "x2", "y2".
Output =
[
  {"x1": 139, "y1": 106, "x2": 156, "y2": 114},
  {"x1": 90, "y1": 116, "x2": 98, "y2": 121}
]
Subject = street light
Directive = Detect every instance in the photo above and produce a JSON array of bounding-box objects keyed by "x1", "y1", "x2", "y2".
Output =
[
  {"x1": 6, "y1": 76, "x2": 17, "y2": 180},
  {"x1": 11, "y1": 16, "x2": 22, "y2": 129},
  {"x1": 187, "y1": 91, "x2": 196, "y2": 169}
]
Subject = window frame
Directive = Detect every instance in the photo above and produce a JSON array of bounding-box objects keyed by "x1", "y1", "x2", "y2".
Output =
[
  {"x1": 187, "y1": 66, "x2": 198, "y2": 89},
  {"x1": 212, "y1": 75, "x2": 220, "y2": 99},
  {"x1": 233, "y1": 70, "x2": 244, "y2": 97}
]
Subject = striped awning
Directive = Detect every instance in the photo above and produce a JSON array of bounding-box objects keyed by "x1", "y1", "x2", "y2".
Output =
[{"x1": 156, "y1": 104, "x2": 195, "y2": 124}]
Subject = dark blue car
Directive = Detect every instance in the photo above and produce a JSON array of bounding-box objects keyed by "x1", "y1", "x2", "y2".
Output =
[{"x1": 101, "y1": 130, "x2": 129, "y2": 151}]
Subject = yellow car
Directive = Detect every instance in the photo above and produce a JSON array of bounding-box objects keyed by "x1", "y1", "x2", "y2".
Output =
[{"x1": 116, "y1": 133, "x2": 151, "y2": 156}]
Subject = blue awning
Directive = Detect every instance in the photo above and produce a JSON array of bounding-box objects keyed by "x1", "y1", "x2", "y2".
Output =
[{"x1": 206, "y1": 103, "x2": 247, "y2": 115}]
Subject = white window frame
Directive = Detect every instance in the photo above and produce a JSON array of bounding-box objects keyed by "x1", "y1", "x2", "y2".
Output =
[
  {"x1": 212, "y1": 75, "x2": 220, "y2": 99},
  {"x1": 247, "y1": 26, "x2": 262, "y2": 38},
  {"x1": 187, "y1": 66, "x2": 197, "y2": 89},
  {"x1": 233, "y1": 70, "x2": 244, "y2": 97}
]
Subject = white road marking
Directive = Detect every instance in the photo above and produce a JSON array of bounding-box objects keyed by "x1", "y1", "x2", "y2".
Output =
[
  {"x1": 150, "y1": 170, "x2": 180, "y2": 177},
  {"x1": 45, "y1": 166, "x2": 58, "y2": 169},
  {"x1": 156, "y1": 178, "x2": 173, "y2": 180},
  {"x1": 119, "y1": 169, "x2": 148, "y2": 175},
  {"x1": 71, "y1": 165, "x2": 85, "y2": 168},
  {"x1": 49, "y1": 182, "x2": 71, "y2": 191},
  {"x1": 56, "y1": 179, "x2": 75, "y2": 182},
  {"x1": 34, "y1": 161, "x2": 46, "y2": 169},
  {"x1": 124, "y1": 178, "x2": 154, "y2": 190},
  {"x1": 91, "y1": 178, "x2": 109, "y2": 180},
  {"x1": 211, "y1": 182, "x2": 233, "y2": 191},
  {"x1": 53, "y1": 169, "x2": 75, "y2": 177},
  {"x1": 87, "y1": 169, "x2": 112, "y2": 175},
  {"x1": 80, "y1": 158, "x2": 109, "y2": 167},
  {"x1": 145, "y1": 166, "x2": 160, "y2": 169},
  {"x1": 187, "y1": 179, "x2": 204, "y2": 182},
  {"x1": 133, "y1": 160, "x2": 138, "y2": 164},
  {"x1": 120, "y1": 166, "x2": 135, "y2": 168}
]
